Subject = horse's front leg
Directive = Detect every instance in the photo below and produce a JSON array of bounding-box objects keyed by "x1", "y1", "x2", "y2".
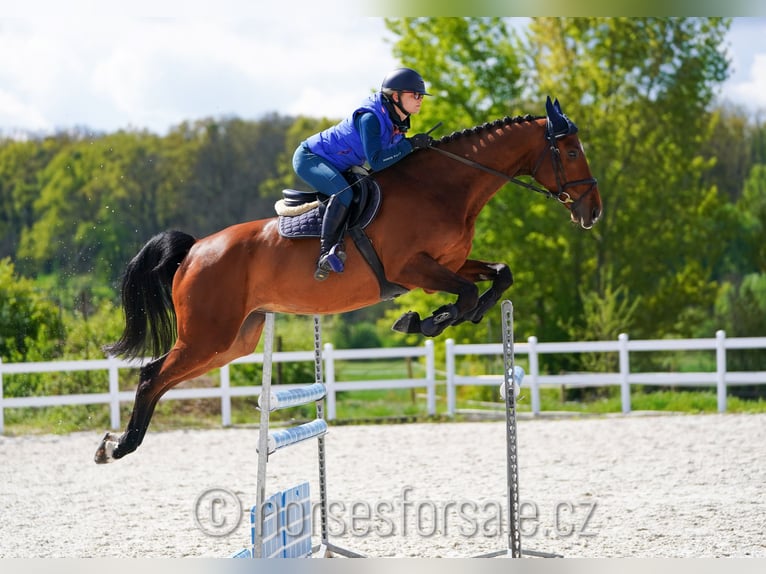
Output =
[
  {"x1": 454, "y1": 260, "x2": 514, "y2": 324},
  {"x1": 390, "y1": 254, "x2": 479, "y2": 337}
]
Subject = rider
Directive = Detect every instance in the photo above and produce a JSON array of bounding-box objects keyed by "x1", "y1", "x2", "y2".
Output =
[{"x1": 292, "y1": 67, "x2": 433, "y2": 281}]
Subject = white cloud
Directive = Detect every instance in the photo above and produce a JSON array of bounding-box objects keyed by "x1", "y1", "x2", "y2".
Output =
[
  {"x1": 3, "y1": 14, "x2": 762, "y2": 135},
  {"x1": 0, "y1": 14, "x2": 397, "y2": 135},
  {"x1": 719, "y1": 18, "x2": 766, "y2": 112},
  {"x1": 725, "y1": 53, "x2": 766, "y2": 112},
  {"x1": 0, "y1": 89, "x2": 51, "y2": 131}
]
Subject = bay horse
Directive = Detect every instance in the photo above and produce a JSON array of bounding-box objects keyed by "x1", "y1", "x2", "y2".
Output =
[{"x1": 95, "y1": 97, "x2": 601, "y2": 463}]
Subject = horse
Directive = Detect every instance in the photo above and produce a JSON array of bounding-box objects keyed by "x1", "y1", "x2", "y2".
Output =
[{"x1": 94, "y1": 96, "x2": 601, "y2": 463}]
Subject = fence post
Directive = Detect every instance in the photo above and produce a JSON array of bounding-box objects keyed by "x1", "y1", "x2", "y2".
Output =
[
  {"x1": 324, "y1": 343, "x2": 336, "y2": 420},
  {"x1": 445, "y1": 339, "x2": 455, "y2": 416},
  {"x1": 716, "y1": 330, "x2": 727, "y2": 413},
  {"x1": 528, "y1": 336, "x2": 540, "y2": 415},
  {"x1": 220, "y1": 364, "x2": 232, "y2": 427},
  {"x1": 425, "y1": 340, "x2": 436, "y2": 416},
  {"x1": 0, "y1": 358, "x2": 4, "y2": 434},
  {"x1": 107, "y1": 356, "x2": 121, "y2": 430},
  {"x1": 619, "y1": 333, "x2": 630, "y2": 414}
]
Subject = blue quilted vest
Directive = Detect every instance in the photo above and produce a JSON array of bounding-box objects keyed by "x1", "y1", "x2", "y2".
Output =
[{"x1": 306, "y1": 92, "x2": 403, "y2": 171}]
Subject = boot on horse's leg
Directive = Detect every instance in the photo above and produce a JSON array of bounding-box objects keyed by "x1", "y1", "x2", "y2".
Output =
[
  {"x1": 392, "y1": 303, "x2": 459, "y2": 337},
  {"x1": 315, "y1": 196, "x2": 350, "y2": 281}
]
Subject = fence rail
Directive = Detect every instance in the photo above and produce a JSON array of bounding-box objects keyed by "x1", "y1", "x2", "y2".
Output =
[
  {"x1": 0, "y1": 342, "x2": 435, "y2": 434},
  {"x1": 2, "y1": 331, "x2": 766, "y2": 433},
  {"x1": 445, "y1": 330, "x2": 766, "y2": 416}
]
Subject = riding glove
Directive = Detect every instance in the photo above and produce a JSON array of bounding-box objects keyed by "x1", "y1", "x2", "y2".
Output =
[{"x1": 408, "y1": 133, "x2": 433, "y2": 150}]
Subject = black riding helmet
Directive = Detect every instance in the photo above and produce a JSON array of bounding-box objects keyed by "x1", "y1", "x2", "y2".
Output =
[
  {"x1": 380, "y1": 68, "x2": 430, "y2": 123},
  {"x1": 381, "y1": 67, "x2": 431, "y2": 96}
]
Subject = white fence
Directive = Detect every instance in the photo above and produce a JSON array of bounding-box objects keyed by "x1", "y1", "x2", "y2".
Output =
[
  {"x1": 0, "y1": 342, "x2": 435, "y2": 434},
  {"x1": 2, "y1": 331, "x2": 766, "y2": 433},
  {"x1": 446, "y1": 330, "x2": 766, "y2": 416}
]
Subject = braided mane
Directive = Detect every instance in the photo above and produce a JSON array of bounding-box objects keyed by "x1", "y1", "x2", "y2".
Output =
[{"x1": 435, "y1": 114, "x2": 543, "y2": 144}]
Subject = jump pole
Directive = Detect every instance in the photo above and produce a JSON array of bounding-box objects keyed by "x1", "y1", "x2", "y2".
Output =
[
  {"x1": 502, "y1": 299, "x2": 522, "y2": 558},
  {"x1": 478, "y1": 300, "x2": 562, "y2": 558},
  {"x1": 249, "y1": 313, "x2": 362, "y2": 558},
  {"x1": 252, "y1": 313, "x2": 275, "y2": 558}
]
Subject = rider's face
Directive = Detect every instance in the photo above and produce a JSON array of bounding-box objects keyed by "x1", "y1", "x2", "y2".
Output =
[{"x1": 399, "y1": 91, "x2": 423, "y2": 115}]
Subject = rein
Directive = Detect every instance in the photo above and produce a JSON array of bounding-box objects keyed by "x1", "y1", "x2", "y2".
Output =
[{"x1": 429, "y1": 129, "x2": 597, "y2": 208}]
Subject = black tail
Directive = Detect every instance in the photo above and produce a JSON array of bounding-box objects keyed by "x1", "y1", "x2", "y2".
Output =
[{"x1": 103, "y1": 230, "x2": 197, "y2": 360}]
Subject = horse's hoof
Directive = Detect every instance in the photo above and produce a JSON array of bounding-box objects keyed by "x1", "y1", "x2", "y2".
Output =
[
  {"x1": 392, "y1": 311, "x2": 421, "y2": 334},
  {"x1": 94, "y1": 432, "x2": 120, "y2": 464}
]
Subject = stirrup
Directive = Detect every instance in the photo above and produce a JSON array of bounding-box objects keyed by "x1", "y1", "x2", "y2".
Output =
[
  {"x1": 314, "y1": 245, "x2": 345, "y2": 281},
  {"x1": 323, "y1": 245, "x2": 346, "y2": 273},
  {"x1": 314, "y1": 264, "x2": 330, "y2": 281}
]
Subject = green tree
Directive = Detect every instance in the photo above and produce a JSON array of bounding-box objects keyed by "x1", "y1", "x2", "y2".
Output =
[
  {"x1": 0, "y1": 258, "x2": 64, "y2": 363},
  {"x1": 384, "y1": 17, "x2": 733, "y2": 344},
  {"x1": 16, "y1": 130, "x2": 167, "y2": 284},
  {"x1": 737, "y1": 164, "x2": 766, "y2": 273},
  {"x1": 178, "y1": 115, "x2": 295, "y2": 235},
  {"x1": 385, "y1": 17, "x2": 524, "y2": 135},
  {"x1": 0, "y1": 135, "x2": 70, "y2": 258},
  {"x1": 702, "y1": 104, "x2": 757, "y2": 202},
  {"x1": 523, "y1": 17, "x2": 732, "y2": 339}
]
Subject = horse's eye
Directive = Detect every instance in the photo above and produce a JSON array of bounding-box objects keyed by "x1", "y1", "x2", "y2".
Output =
[{"x1": 567, "y1": 150, "x2": 579, "y2": 160}]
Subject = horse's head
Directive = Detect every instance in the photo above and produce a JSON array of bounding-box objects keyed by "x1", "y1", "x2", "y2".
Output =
[{"x1": 530, "y1": 97, "x2": 602, "y2": 229}]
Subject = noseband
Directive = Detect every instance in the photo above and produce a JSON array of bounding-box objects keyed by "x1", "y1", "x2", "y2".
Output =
[{"x1": 430, "y1": 126, "x2": 598, "y2": 208}]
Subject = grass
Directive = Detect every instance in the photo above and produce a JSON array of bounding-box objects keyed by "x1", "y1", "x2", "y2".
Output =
[{"x1": 3, "y1": 358, "x2": 766, "y2": 436}]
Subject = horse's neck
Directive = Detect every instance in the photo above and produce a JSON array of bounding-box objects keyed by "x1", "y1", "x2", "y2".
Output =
[
  {"x1": 439, "y1": 118, "x2": 544, "y2": 215},
  {"x1": 456, "y1": 117, "x2": 543, "y2": 175}
]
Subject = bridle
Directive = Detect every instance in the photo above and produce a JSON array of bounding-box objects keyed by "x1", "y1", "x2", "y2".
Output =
[{"x1": 429, "y1": 123, "x2": 598, "y2": 209}]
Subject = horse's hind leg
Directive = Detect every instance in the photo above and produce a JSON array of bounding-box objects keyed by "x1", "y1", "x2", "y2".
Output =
[{"x1": 95, "y1": 311, "x2": 266, "y2": 463}]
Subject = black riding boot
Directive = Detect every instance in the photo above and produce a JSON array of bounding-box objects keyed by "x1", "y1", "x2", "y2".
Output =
[{"x1": 314, "y1": 198, "x2": 350, "y2": 281}]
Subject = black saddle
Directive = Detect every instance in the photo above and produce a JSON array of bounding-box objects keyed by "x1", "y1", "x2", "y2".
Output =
[
  {"x1": 277, "y1": 170, "x2": 381, "y2": 238},
  {"x1": 276, "y1": 169, "x2": 407, "y2": 301}
]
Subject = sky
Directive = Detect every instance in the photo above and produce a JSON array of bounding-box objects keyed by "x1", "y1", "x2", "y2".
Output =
[{"x1": 0, "y1": 13, "x2": 764, "y2": 137}]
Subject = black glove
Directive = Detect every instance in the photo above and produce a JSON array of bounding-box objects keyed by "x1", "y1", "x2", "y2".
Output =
[{"x1": 408, "y1": 133, "x2": 433, "y2": 150}]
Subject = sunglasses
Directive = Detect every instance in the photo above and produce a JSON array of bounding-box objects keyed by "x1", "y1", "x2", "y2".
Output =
[{"x1": 403, "y1": 91, "x2": 425, "y2": 101}]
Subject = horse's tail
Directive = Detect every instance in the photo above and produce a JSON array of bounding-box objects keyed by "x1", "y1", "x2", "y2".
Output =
[{"x1": 103, "y1": 230, "x2": 197, "y2": 360}]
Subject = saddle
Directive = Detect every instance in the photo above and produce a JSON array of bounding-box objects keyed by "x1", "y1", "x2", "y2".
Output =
[
  {"x1": 276, "y1": 169, "x2": 381, "y2": 238},
  {"x1": 275, "y1": 169, "x2": 407, "y2": 301}
]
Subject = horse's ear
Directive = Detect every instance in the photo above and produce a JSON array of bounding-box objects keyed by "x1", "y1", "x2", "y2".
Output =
[
  {"x1": 545, "y1": 96, "x2": 578, "y2": 138},
  {"x1": 546, "y1": 96, "x2": 567, "y2": 136}
]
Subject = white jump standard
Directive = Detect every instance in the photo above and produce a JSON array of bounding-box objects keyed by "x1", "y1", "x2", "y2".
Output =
[
  {"x1": 238, "y1": 313, "x2": 362, "y2": 558},
  {"x1": 478, "y1": 300, "x2": 561, "y2": 558}
]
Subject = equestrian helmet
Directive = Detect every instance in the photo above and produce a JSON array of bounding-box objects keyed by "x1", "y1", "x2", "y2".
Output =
[{"x1": 381, "y1": 68, "x2": 431, "y2": 96}]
